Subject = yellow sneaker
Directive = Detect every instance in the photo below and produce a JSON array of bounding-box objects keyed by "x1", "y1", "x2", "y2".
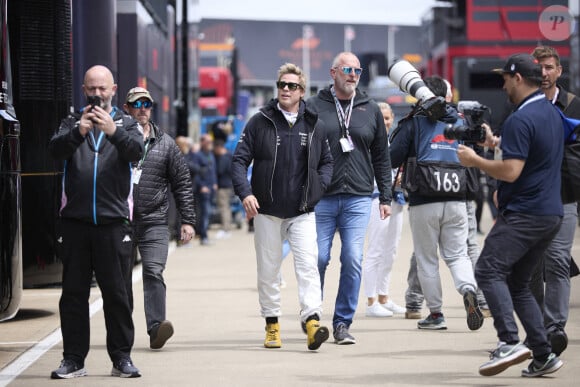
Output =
[
  {"x1": 264, "y1": 322, "x2": 281, "y2": 348},
  {"x1": 306, "y1": 319, "x2": 329, "y2": 350}
]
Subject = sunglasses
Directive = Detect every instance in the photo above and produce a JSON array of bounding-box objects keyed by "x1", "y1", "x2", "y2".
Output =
[
  {"x1": 129, "y1": 100, "x2": 153, "y2": 109},
  {"x1": 336, "y1": 66, "x2": 363, "y2": 76},
  {"x1": 276, "y1": 81, "x2": 302, "y2": 91}
]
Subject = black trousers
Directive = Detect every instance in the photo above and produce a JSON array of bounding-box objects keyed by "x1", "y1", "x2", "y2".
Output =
[{"x1": 57, "y1": 218, "x2": 135, "y2": 364}]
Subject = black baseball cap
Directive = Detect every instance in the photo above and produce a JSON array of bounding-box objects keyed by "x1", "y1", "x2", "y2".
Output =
[{"x1": 492, "y1": 53, "x2": 542, "y2": 82}]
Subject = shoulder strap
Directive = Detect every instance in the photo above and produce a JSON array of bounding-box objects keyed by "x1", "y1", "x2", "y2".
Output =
[{"x1": 566, "y1": 91, "x2": 575, "y2": 110}]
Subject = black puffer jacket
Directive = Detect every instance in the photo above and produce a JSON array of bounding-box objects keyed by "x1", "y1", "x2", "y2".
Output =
[{"x1": 133, "y1": 121, "x2": 195, "y2": 226}]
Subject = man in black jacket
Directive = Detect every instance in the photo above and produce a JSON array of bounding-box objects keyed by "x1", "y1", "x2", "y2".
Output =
[
  {"x1": 48, "y1": 65, "x2": 144, "y2": 379},
  {"x1": 529, "y1": 45, "x2": 580, "y2": 357},
  {"x1": 232, "y1": 63, "x2": 333, "y2": 351},
  {"x1": 124, "y1": 87, "x2": 196, "y2": 350},
  {"x1": 306, "y1": 52, "x2": 392, "y2": 345}
]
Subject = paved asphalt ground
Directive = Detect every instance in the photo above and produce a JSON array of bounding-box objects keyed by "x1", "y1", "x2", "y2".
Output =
[{"x1": 1, "y1": 209, "x2": 579, "y2": 386}]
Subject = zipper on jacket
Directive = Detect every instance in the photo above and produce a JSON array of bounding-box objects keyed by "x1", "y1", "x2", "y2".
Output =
[
  {"x1": 89, "y1": 130, "x2": 105, "y2": 224},
  {"x1": 301, "y1": 124, "x2": 315, "y2": 212},
  {"x1": 260, "y1": 111, "x2": 278, "y2": 203}
]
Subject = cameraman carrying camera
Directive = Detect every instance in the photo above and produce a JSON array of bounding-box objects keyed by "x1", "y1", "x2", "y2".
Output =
[{"x1": 389, "y1": 75, "x2": 483, "y2": 332}]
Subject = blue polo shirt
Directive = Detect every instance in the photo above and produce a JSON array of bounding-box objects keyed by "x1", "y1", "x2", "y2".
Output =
[{"x1": 498, "y1": 91, "x2": 563, "y2": 216}]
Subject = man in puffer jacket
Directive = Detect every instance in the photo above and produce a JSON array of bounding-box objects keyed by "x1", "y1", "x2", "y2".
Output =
[
  {"x1": 232, "y1": 63, "x2": 333, "y2": 351},
  {"x1": 124, "y1": 87, "x2": 196, "y2": 350}
]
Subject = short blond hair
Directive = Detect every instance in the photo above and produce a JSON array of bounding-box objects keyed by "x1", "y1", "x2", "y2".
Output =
[{"x1": 278, "y1": 63, "x2": 306, "y2": 90}]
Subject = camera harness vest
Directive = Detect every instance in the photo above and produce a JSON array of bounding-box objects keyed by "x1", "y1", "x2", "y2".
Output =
[{"x1": 403, "y1": 115, "x2": 468, "y2": 198}]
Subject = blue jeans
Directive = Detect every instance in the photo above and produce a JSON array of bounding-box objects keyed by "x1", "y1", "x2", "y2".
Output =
[
  {"x1": 475, "y1": 211, "x2": 561, "y2": 358},
  {"x1": 133, "y1": 224, "x2": 169, "y2": 333},
  {"x1": 195, "y1": 191, "x2": 213, "y2": 240},
  {"x1": 316, "y1": 194, "x2": 372, "y2": 328}
]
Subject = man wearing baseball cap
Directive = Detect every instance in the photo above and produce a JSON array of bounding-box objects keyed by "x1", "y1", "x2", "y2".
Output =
[
  {"x1": 457, "y1": 53, "x2": 564, "y2": 378},
  {"x1": 124, "y1": 86, "x2": 196, "y2": 350}
]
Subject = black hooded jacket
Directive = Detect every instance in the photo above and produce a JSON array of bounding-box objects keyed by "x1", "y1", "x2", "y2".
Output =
[
  {"x1": 231, "y1": 98, "x2": 333, "y2": 218},
  {"x1": 306, "y1": 86, "x2": 392, "y2": 204}
]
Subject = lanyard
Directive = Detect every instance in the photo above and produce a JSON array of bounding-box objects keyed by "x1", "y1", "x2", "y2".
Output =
[
  {"x1": 331, "y1": 86, "x2": 354, "y2": 137},
  {"x1": 137, "y1": 138, "x2": 151, "y2": 170}
]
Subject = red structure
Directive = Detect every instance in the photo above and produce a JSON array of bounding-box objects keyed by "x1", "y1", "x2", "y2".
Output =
[
  {"x1": 422, "y1": 0, "x2": 571, "y2": 126},
  {"x1": 198, "y1": 66, "x2": 234, "y2": 116}
]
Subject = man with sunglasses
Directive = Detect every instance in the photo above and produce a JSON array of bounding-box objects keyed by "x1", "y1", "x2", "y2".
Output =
[
  {"x1": 307, "y1": 52, "x2": 392, "y2": 345},
  {"x1": 232, "y1": 63, "x2": 333, "y2": 351},
  {"x1": 123, "y1": 87, "x2": 196, "y2": 350}
]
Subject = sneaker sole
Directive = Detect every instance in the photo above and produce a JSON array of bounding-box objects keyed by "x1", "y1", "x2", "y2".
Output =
[
  {"x1": 479, "y1": 349, "x2": 531, "y2": 376},
  {"x1": 150, "y1": 321, "x2": 174, "y2": 350},
  {"x1": 417, "y1": 324, "x2": 447, "y2": 330},
  {"x1": 464, "y1": 292, "x2": 484, "y2": 331},
  {"x1": 365, "y1": 312, "x2": 394, "y2": 317},
  {"x1": 264, "y1": 342, "x2": 282, "y2": 348},
  {"x1": 111, "y1": 368, "x2": 142, "y2": 378},
  {"x1": 335, "y1": 337, "x2": 356, "y2": 345},
  {"x1": 50, "y1": 368, "x2": 87, "y2": 379},
  {"x1": 522, "y1": 358, "x2": 564, "y2": 377},
  {"x1": 308, "y1": 327, "x2": 329, "y2": 350},
  {"x1": 405, "y1": 311, "x2": 422, "y2": 319}
]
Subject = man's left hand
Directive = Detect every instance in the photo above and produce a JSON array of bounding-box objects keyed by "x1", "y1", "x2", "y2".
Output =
[
  {"x1": 457, "y1": 144, "x2": 478, "y2": 167},
  {"x1": 180, "y1": 224, "x2": 195, "y2": 242},
  {"x1": 379, "y1": 203, "x2": 391, "y2": 220},
  {"x1": 88, "y1": 105, "x2": 116, "y2": 136}
]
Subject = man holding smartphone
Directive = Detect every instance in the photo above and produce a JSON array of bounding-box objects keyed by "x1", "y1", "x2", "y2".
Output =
[{"x1": 48, "y1": 65, "x2": 144, "y2": 379}]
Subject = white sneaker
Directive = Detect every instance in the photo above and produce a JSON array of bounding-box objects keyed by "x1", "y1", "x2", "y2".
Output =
[
  {"x1": 366, "y1": 302, "x2": 393, "y2": 317},
  {"x1": 381, "y1": 300, "x2": 406, "y2": 314},
  {"x1": 215, "y1": 230, "x2": 229, "y2": 239}
]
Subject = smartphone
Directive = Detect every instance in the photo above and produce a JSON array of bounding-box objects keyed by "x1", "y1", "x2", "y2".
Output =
[{"x1": 86, "y1": 95, "x2": 101, "y2": 109}]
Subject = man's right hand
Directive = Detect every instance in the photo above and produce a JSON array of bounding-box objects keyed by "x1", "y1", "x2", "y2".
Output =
[
  {"x1": 79, "y1": 105, "x2": 94, "y2": 137},
  {"x1": 242, "y1": 195, "x2": 260, "y2": 219}
]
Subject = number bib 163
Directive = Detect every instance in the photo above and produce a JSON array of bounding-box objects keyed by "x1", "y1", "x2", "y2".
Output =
[{"x1": 413, "y1": 162, "x2": 467, "y2": 198}]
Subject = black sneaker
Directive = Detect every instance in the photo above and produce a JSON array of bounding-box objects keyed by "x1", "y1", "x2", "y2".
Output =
[
  {"x1": 50, "y1": 359, "x2": 87, "y2": 379},
  {"x1": 333, "y1": 323, "x2": 356, "y2": 345},
  {"x1": 463, "y1": 290, "x2": 484, "y2": 331},
  {"x1": 150, "y1": 320, "x2": 174, "y2": 349},
  {"x1": 111, "y1": 358, "x2": 141, "y2": 378},
  {"x1": 521, "y1": 353, "x2": 563, "y2": 377},
  {"x1": 548, "y1": 329, "x2": 568, "y2": 356}
]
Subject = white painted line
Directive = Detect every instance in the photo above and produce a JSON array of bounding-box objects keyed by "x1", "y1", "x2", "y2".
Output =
[
  {"x1": 0, "y1": 342, "x2": 40, "y2": 346},
  {"x1": 0, "y1": 242, "x2": 168, "y2": 387}
]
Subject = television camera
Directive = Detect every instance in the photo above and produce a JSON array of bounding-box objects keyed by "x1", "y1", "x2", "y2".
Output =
[{"x1": 443, "y1": 101, "x2": 490, "y2": 144}]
